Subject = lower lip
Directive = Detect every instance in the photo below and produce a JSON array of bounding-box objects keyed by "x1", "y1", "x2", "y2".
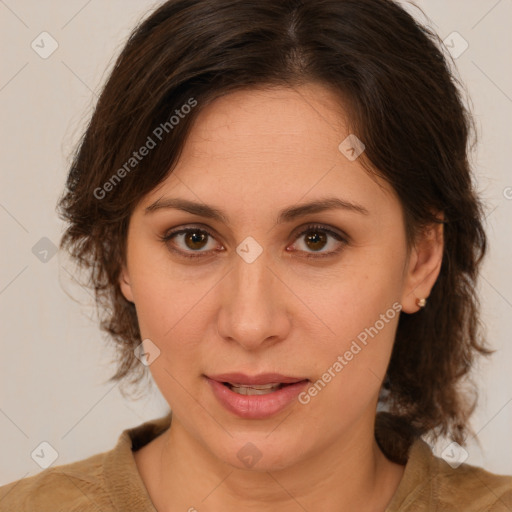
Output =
[{"x1": 206, "y1": 377, "x2": 309, "y2": 419}]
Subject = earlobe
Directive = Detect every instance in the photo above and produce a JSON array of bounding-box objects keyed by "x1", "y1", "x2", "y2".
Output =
[
  {"x1": 119, "y1": 266, "x2": 134, "y2": 303},
  {"x1": 400, "y1": 219, "x2": 444, "y2": 314}
]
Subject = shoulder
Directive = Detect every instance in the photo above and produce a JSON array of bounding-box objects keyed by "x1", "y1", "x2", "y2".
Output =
[
  {"x1": 375, "y1": 414, "x2": 512, "y2": 510},
  {"x1": 431, "y1": 448, "x2": 512, "y2": 511},
  {"x1": 0, "y1": 451, "x2": 113, "y2": 512},
  {"x1": 0, "y1": 413, "x2": 171, "y2": 512},
  {"x1": 395, "y1": 438, "x2": 512, "y2": 511}
]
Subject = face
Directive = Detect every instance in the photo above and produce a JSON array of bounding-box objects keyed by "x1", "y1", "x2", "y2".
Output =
[{"x1": 120, "y1": 83, "x2": 442, "y2": 471}]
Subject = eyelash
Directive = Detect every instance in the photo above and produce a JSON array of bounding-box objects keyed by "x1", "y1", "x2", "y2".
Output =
[{"x1": 159, "y1": 223, "x2": 348, "y2": 261}]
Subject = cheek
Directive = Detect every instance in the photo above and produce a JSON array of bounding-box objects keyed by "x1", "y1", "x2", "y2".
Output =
[
  {"x1": 291, "y1": 249, "x2": 404, "y2": 342},
  {"x1": 313, "y1": 287, "x2": 399, "y2": 381},
  {"x1": 134, "y1": 284, "x2": 209, "y2": 411},
  {"x1": 126, "y1": 239, "x2": 213, "y2": 338},
  {"x1": 133, "y1": 278, "x2": 208, "y2": 356},
  {"x1": 127, "y1": 253, "x2": 215, "y2": 374},
  {"x1": 298, "y1": 251, "x2": 404, "y2": 397}
]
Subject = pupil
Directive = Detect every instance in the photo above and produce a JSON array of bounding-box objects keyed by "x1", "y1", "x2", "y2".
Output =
[
  {"x1": 186, "y1": 231, "x2": 207, "y2": 250},
  {"x1": 183, "y1": 230, "x2": 327, "y2": 252},
  {"x1": 306, "y1": 231, "x2": 326, "y2": 251}
]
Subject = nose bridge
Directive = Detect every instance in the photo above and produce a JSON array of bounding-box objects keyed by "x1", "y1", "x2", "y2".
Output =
[{"x1": 216, "y1": 249, "x2": 290, "y2": 349}]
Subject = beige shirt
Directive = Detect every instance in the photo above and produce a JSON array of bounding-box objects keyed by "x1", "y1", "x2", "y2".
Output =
[{"x1": 1, "y1": 412, "x2": 511, "y2": 511}]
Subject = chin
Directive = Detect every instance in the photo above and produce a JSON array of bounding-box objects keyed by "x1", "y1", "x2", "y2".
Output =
[{"x1": 210, "y1": 433, "x2": 308, "y2": 473}]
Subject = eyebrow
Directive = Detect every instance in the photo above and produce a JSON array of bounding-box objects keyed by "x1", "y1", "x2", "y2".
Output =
[{"x1": 144, "y1": 196, "x2": 369, "y2": 224}]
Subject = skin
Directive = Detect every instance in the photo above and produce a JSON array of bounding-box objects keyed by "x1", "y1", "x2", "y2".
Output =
[{"x1": 120, "y1": 83, "x2": 444, "y2": 511}]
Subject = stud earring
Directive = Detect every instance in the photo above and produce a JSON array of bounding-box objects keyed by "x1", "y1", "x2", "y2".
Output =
[{"x1": 416, "y1": 297, "x2": 427, "y2": 308}]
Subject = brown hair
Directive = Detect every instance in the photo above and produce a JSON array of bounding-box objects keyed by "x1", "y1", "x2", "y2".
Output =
[{"x1": 57, "y1": 0, "x2": 492, "y2": 458}]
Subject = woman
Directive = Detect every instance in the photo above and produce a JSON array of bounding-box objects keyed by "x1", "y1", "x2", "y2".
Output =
[{"x1": 1, "y1": 0, "x2": 511, "y2": 510}]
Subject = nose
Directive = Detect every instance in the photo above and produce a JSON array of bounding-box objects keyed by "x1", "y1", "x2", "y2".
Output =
[{"x1": 216, "y1": 250, "x2": 292, "y2": 351}]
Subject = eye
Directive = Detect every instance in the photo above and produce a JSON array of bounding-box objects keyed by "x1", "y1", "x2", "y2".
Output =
[
  {"x1": 159, "y1": 223, "x2": 348, "y2": 260},
  {"x1": 160, "y1": 226, "x2": 223, "y2": 259},
  {"x1": 288, "y1": 224, "x2": 347, "y2": 259}
]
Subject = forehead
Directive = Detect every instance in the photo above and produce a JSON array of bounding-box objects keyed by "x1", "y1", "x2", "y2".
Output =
[
  {"x1": 140, "y1": 84, "x2": 399, "y2": 223},
  {"x1": 183, "y1": 84, "x2": 348, "y2": 157}
]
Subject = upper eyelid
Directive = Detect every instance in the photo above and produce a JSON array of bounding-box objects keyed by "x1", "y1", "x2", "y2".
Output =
[{"x1": 163, "y1": 223, "x2": 347, "y2": 248}]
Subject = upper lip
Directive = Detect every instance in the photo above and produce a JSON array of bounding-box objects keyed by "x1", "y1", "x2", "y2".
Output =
[{"x1": 207, "y1": 373, "x2": 308, "y2": 385}]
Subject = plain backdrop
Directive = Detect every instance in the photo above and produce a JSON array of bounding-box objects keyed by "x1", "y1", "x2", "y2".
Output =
[{"x1": 1, "y1": 0, "x2": 511, "y2": 486}]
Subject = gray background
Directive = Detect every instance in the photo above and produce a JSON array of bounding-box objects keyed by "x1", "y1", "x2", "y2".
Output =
[{"x1": 1, "y1": 0, "x2": 511, "y2": 485}]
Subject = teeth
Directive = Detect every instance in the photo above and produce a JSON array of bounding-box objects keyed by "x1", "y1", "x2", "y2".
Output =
[{"x1": 228, "y1": 383, "x2": 283, "y2": 395}]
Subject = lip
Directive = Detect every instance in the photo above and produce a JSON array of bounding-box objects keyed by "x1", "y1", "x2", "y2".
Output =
[
  {"x1": 205, "y1": 373, "x2": 309, "y2": 419},
  {"x1": 207, "y1": 372, "x2": 307, "y2": 385}
]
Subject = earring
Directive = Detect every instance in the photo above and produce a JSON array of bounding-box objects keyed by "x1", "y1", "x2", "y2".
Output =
[{"x1": 416, "y1": 297, "x2": 427, "y2": 308}]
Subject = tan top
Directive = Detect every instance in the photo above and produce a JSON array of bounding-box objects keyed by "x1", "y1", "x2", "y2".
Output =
[{"x1": 1, "y1": 412, "x2": 511, "y2": 511}]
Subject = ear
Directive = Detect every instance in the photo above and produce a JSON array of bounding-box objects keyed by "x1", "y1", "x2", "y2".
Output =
[
  {"x1": 400, "y1": 215, "x2": 444, "y2": 314},
  {"x1": 119, "y1": 264, "x2": 134, "y2": 303}
]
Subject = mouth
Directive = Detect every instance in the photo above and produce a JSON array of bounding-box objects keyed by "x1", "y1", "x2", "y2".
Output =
[
  {"x1": 222, "y1": 382, "x2": 292, "y2": 395},
  {"x1": 205, "y1": 373, "x2": 310, "y2": 419},
  {"x1": 208, "y1": 372, "x2": 307, "y2": 391}
]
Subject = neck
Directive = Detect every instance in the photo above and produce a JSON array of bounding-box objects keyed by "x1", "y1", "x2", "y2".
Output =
[{"x1": 137, "y1": 410, "x2": 404, "y2": 512}]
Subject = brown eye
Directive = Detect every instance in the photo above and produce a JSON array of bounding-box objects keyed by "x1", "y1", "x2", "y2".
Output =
[
  {"x1": 303, "y1": 230, "x2": 328, "y2": 252},
  {"x1": 184, "y1": 230, "x2": 209, "y2": 250},
  {"x1": 290, "y1": 224, "x2": 347, "y2": 259},
  {"x1": 160, "y1": 227, "x2": 221, "y2": 259},
  {"x1": 160, "y1": 223, "x2": 346, "y2": 261}
]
